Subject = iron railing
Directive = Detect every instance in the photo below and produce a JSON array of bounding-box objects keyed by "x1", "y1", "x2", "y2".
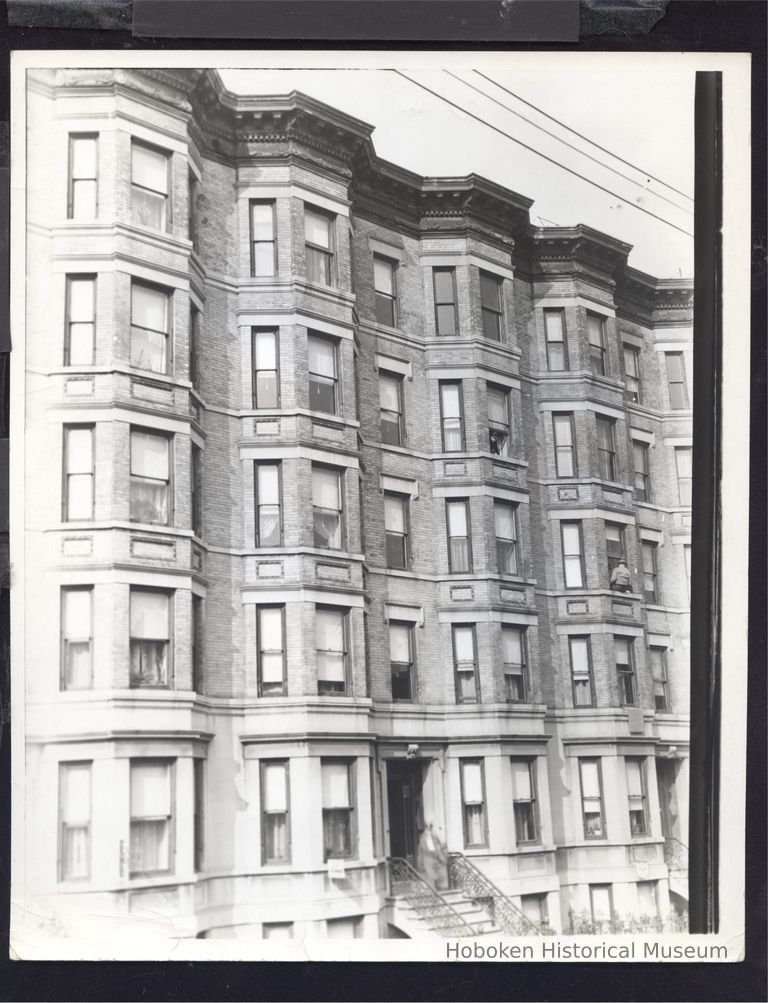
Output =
[
  {"x1": 663, "y1": 837, "x2": 689, "y2": 871},
  {"x1": 447, "y1": 852, "x2": 545, "y2": 937},
  {"x1": 388, "y1": 857, "x2": 477, "y2": 938}
]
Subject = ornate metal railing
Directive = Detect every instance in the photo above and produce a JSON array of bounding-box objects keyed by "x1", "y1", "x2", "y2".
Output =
[
  {"x1": 447, "y1": 853, "x2": 545, "y2": 937},
  {"x1": 388, "y1": 857, "x2": 477, "y2": 938},
  {"x1": 663, "y1": 837, "x2": 689, "y2": 871}
]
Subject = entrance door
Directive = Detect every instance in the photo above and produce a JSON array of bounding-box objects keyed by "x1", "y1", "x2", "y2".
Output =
[{"x1": 386, "y1": 761, "x2": 424, "y2": 867}]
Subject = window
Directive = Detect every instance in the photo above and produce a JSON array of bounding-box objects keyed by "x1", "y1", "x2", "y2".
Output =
[
  {"x1": 544, "y1": 309, "x2": 568, "y2": 371},
  {"x1": 665, "y1": 352, "x2": 689, "y2": 409},
  {"x1": 130, "y1": 281, "x2": 170, "y2": 374},
  {"x1": 130, "y1": 760, "x2": 173, "y2": 876},
  {"x1": 587, "y1": 312, "x2": 607, "y2": 376},
  {"x1": 675, "y1": 447, "x2": 692, "y2": 506},
  {"x1": 511, "y1": 759, "x2": 538, "y2": 843},
  {"x1": 589, "y1": 884, "x2": 613, "y2": 930},
  {"x1": 487, "y1": 385, "x2": 510, "y2": 455},
  {"x1": 191, "y1": 594, "x2": 203, "y2": 692},
  {"x1": 257, "y1": 606, "x2": 286, "y2": 697},
  {"x1": 649, "y1": 647, "x2": 669, "y2": 711},
  {"x1": 312, "y1": 466, "x2": 343, "y2": 550},
  {"x1": 460, "y1": 759, "x2": 487, "y2": 847},
  {"x1": 520, "y1": 894, "x2": 548, "y2": 929},
  {"x1": 684, "y1": 544, "x2": 692, "y2": 597},
  {"x1": 453, "y1": 624, "x2": 478, "y2": 703},
  {"x1": 480, "y1": 271, "x2": 503, "y2": 341},
  {"x1": 626, "y1": 758, "x2": 649, "y2": 836},
  {"x1": 579, "y1": 759, "x2": 605, "y2": 838},
  {"x1": 316, "y1": 607, "x2": 347, "y2": 695},
  {"x1": 495, "y1": 501, "x2": 519, "y2": 576},
  {"x1": 321, "y1": 760, "x2": 355, "y2": 859},
  {"x1": 502, "y1": 626, "x2": 528, "y2": 702},
  {"x1": 255, "y1": 462, "x2": 282, "y2": 547},
  {"x1": 439, "y1": 382, "x2": 465, "y2": 451},
  {"x1": 250, "y1": 200, "x2": 276, "y2": 276},
  {"x1": 131, "y1": 141, "x2": 169, "y2": 230},
  {"x1": 553, "y1": 413, "x2": 577, "y2": 477},
  {"x1": 188, "y1": 171, "x2": 199, "y2": 251},
  {"x1": 65, "y1": 275, "x2": 95, "y2": 365},
  {"x1": 305, "y1": 206, "x2": 334, "y2": 286},
  {"x1": 379, "y1": 372, "x2": 404, "y2": 446},
  {"x1": 191, "y1": 443, "x2": 202, "y2": 538},
  {"x1": 61, "y1": 587, "x2": 92, "y2": 690},
  {"x1": 130, "y1": 590, "x2": 171, "y2": 688},
  {"x1": 637, "y1": 881, "x2": 659, "y2": 921},
  {"x1": 605, "y1": 522, "x2": 626, "y2": 576},
  {"x1": 130, "y1": 429, "x2": 170, "y2": 524},
  {"x1": 68, "y1": 134, "x2": 97, "y2": 218},
  {"x1": 374, "y1": 255, "x2": 397, "y2": 326},
  {"x1": 596, "y1": 415, "x2": 616, "y2": 481},
  {"x1": 384, "y1": 493, "x2": 409, "y2": 570},
  {"x1": 446, "y1": 499, "x2": 471, "y2": 573},
  {"x1": 623, "y1": 345, "x2": 641, "y2": 402},
  {"x1": 561, "y1": 522, "x2": 585, "y2": 588},
  {"x1": 263, "y1": 922, "x2": 294, "y2": 940},
  {"x1": 189, "y1": 304, "x2": 200, "y2": 389},
  {"x1": 569, "y1": 636, "x2": 594, "y2": 707},
  {"x1": 252, "y1": 329, "x2": 279, "y2": 408},
  {"x1": 433, "y1": 267, "x2": 458, "y2": 335},
  {"x1": 389, "y1": 622, "x2": 415, "y2": 702},
  {"x1": 615, "y1": 636, "x2": 636, "y2": 706},
  {"x1": 641, "y1": 541, "x2": 659, "y2": 602},
  {"x1": 308, "y1": 335, "x2": 338, "y2": 415},
  {"x1": 193, "y1": 759, "x2": 204, "y2": 872},
  {"x1": 59, "y1": 762, "x2": 91, "y2": 881},
  {"x1": 63, "y1": 425, "x2": 94, "y2": 521},
  {"x1": 261, "y1": 760, "x2": 290, "y2": 864},
  {"x1": 326, "y1": 916, "x2": 362, "y2": 939},
  {"x1": 632, "y1": 441, "x2": 651, "y2": 501}
]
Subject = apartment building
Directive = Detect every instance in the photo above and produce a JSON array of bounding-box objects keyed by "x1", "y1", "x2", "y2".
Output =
[{"x1": 18, "y1": 67, "x2": 692, "y2": 942}]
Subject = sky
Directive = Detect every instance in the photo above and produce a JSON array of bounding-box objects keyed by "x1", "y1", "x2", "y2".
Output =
[{"x1": 220, "y1": 59, "x2": 696, "y2": 278}]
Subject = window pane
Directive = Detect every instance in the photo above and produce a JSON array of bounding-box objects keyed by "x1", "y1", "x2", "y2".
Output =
[
  {"x1": 374, "y1": 257, "x2": 395, "y2": 295},
  {"x1": 615, "y1": 636, "x2": 631, "y2": 664},
  {"x1": 384, "y1": 495, "x2": 405, "y2": 533},
  {"x1": 447, "y1": 500, "x2": 467, "y2": 536},
  {"x1": 321, "y1": 763, "x2": 350, "y2": 807},
  {"x1": 250, "y1": 202, "x2": 274, "y2": 239},
  {"x1": 587, "y1": 314, "x2": 604, "y2": 346},
  {"x1": 255, "y1": 330, "x2": 277, "y2": 369},
  {"x1": 66, "y1": 427, "x2": 92, "y2": 473},
  {"x1": 510, "y1": 760, "x2": 532, "y2": 800},
  {"x1": 130, "y1": 591, "x2": 169, "y2": 639},
  {"x1": 494, "y1": 503, "x2": 515, "y2": 539},
  {"x1": 675, "y1": 448, "x2": 692, "y2": 478},
  {"x1": 440, "y1": 384, "x2": 461, "y2": 418},
  {"x1": 308, "y1": 337, "x2": 335, "y2": 377},
  {"x1": 544, "y1": 310, "x2": 564, "y2": 342},
  {"x1": 503, "y1": 627, "x2": 523, "y2": 664},
  {"x1": 69, "y1": 277, "x2": 94, "y2": 320},
  {"x1": 462, "y1": 761, "x2": 483, "y2": 801},
  {"x1": 259, "y1": 607, "x2": 282, "y2": 647},
  {"x1": 63, "y1": 589, "x2": 91, "y2": 638},
  {"x1": 480, "y1": 272, "x2": 500, "y2": 309},
  {"x1": 132, "y1": 144, "x2": 168, "y2": 193},
  {"x1": 562, "y1": 524, "x2": 581, "y2": 555},
  {"x1": 257, "y1": 464, "x2": 280, "y2": 505},
  {"x1": 487, "y1": 388, "x2": 507, "y2": 424},
  {"x1": 316, "y1": 609, "x2": 344, "y2": 650},
  {"x1": 61, "y1": 763, "x2": 91, "y2": 822},
  {"x1": 379, "y1": 374, "x2": 400, "y2": 412},
  {"x1": 553, "y1": 415, "x2": 572, "y2": 447},
  {"x1": 570, "y1": 637, "x2": 589, "y2": 674},
  {"x1": 453, "y1": 626, "x2": 474, "y2": 662},
  {"x1": 131, "y1": 431, "x2": 169, "y2": 479},
  {"x1": 132, "y1": 283, "x2": 167, "y2": 331},
  {"x1": 389, "y1": 624, "x2": 411, "y2": 662},
  {"x1": 252, "y1": 243, "x2": 275, "y2": 276},
  {"x1": 263, "y1": 763, "x2": 287, "y2": 812},
  {"x1": 72, "y1": 136, "x2": 97, "y2": 177},
  {"x1": 312, "y1": 467, "x2": 340, "y2": 508},
  {"x1": 130, "y1": 761, "x2": 171, "y2": 817},
  {"x1": 626, "y1": 760, "x2": 643, "y2": 796},
  {"x1": 305, "y1": 208, "x2": 331, "y2": 248},
  {"x1": 435, "y1": 303, "x2": 457, "y2": 335},
  {"x1": 433, "y1": 269, "x2": 455, "y2": 302},
  {"x1": 580, "y1": 761, "x2": 600, "y2": 798}
]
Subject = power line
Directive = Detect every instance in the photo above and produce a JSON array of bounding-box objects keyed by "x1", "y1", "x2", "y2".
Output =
[
  {"x1": 392, "y1": 70, "x2": 693, "y2": 239},
  {"x1": 474, "y1": 69, "x2": 694, "y2": 204},
  {"x1": 446, "y1": 70, "x2": 693, "y2": 217}
]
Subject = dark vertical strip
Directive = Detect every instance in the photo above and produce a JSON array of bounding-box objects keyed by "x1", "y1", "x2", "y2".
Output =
[{"x1": 690, "y1": 71, "x2": 722, "y2": 933}]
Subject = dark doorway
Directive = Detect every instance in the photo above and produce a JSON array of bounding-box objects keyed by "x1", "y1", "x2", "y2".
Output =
[{"x1": 386, "y1": 761, "x2": 424, "y2": 867}]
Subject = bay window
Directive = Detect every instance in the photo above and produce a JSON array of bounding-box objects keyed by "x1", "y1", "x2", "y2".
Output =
[
  {"x1": 569, "y1": 636, "x2": 594, "y2": 707},
  {"x1": 321, "y1": 760, "x2": 355, "y2": 859},
  {"x1": 65, "y1": 275, "x2": 95, "y2": 365},
  {"x1": 68, "y1": 134, "x2": 97, "y2": 218},
  {"x1": 433, "y1": 267, "x2": 458, "y2": 335},
  {"x1": 446, "y1": 499, "x2": 471, "y2": 573},
  {"x1": 129, "y1": 759, "x2": 173, "y2": 876},
  {"x1": 495, "y1": 500, "x2": 519, "y2": 576},
  {"x1": 130, "y1": 589, "x2": 171, "y2": 688},
  {"x1": 579, "y1": 758, "x2": 605, "y2": 838},
  {"x1": 130, "y1": 429, "x2": 170, "y2": 524},
  {"x1": 561, "y1": 521, "x2": 585, "y2": 588},
  {"x1": 130, "y1": 281, "x2": 170, "y2": 374},
  {"x1": 453, "y1": 624, "x2": 478, "y2": 703},
  {"x1": 316, "y1": 606, "x2": 348, "y2": 695},
  {"x1": 131, "y1": 141, "x2": 169, "y2": 231},
  {"x1": 257, "y1": 605, "x2": 286, "y2": 697},
  {"x1": 250, "y1": 200, "x2": 276, "y2": 277},
  {"x1": 479, "y1": 271, "x2": 502, "y2": 341},
  {"x1": 553, "y1": 413, "x2": 576, "y2": 477},
  {"x1": 502, "y1": 626, "x2": 527, "y2": 702},
  {"x1": 544, "y1": 308, "x2": 568, "y2": 371},
  {"x1": 439, "y1": 382, "x2": 464, "y2": 451},
  {"x1": 63, "y1": 424, "x2": 94, "y2": 521},
  {"x1": 305, "y1": 206, "x2": 334, "y2": 285},
  {"x1": 255, "y1": 462, "x2": 282, "y2": 547},
  {"x1": 252, "y1": 329, "x2": 279, "y2": 408},
  {"x1": 596, "y1": 415, "x2": 617, "y2": 481},
  {"x1": 587, "y1": 312, "x2": 607, "y2": 376},
  {"x1": 312, "y1": 465, "x2": 343, "y2": 550},
  {"x1": 261, "y1": 760, "x2": 290, "y2": 863},
  {"x1": 487, "y1": 384, "x2": 510, "y2": 455},
  {"x1": 308, "y1": 334, "x2": 338, "y2": 415}
]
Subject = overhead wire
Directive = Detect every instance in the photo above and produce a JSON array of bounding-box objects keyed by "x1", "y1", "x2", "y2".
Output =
[
  {"x1": 391, "y1": 69, "x2": 694, "y2": 239},
  {"x1": 474, "y1": 69, "x2": 694, "y2": 203},
  {"x1": 445, "y1": 70, "x2": 693, "y2": 216}
]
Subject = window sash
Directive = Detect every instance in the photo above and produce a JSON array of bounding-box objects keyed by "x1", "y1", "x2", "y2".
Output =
[
  {"x1": 650, "y1": 648, "x2": 669, "y2": 710},
  {"x1": 191, "y1": 444, "x2": 202, "y2": 537},
  {"x1": 570, "y1": 637, "x2": 593, "y2": 706},
  {"x1": 675, "y1": 448, "x2": 692, "y2": 505},
  {"x1": 666, "y1": 352, "x2": 688, "y2": 409},
  {"x1": 440, "y1": 383, "x2": 464, "y2": 451},
  {"x1": 487, "y1": 386, "x2": 510, "y2": 455},
  {"x1": 632, "y1": 441, "x2": 650, "y2": 501},
  {"x1": 59, "y1": 762, "x2": 92, "y2": 881},
  {"x1": 447, "y1": 500, "x2": 471, "y2": 573},
  {"x1": 623, "y1": 346, "x2": 641, "y2": 401},
  {"x1": 305, "y1": 208, "x2": 334, "y2": 286},
  {"x1": 61, "y1": 588, "x2": 93, "y2": 690},
  {"x1": 596, "y1": 417, "x2": 616, "y2": 480},
  {"x1": 252, "y1": 329, "x2": 279, "y2": 408},
  {"x1": 580, "y1": 760, "x2": 605, "y2": 838},
  {"x1": 130, "y1": 430, "x2": 170, "y2": 525},
  {"x1": 480, "y1": 272, "x2": 502, "y2": 341},
  {"x1": 258, "y1": 606, "x2": 286, "y2": 694},
  {"x1": 131, "y1": 142, "x2": 169, "y2": 230},
  {"x1": 250, "y1": 201, "x2": 277, "y2": 277},
  {"x1": 68, "y1": 134, "x2": 98, "y2": 218},
  {"x1": 129, "y1": 760, "x2": 173, "y2": 875},
  {"x1": 65, "y1": 275, "x2": 96, "y2": 365},
  {"x1": 561, "y1": 522, "x2": 584, "y2": 588},
  {"x1": 321, "y1": 760, "x2": 355, "y2": 859},
  {"x1": 379, "y1": 373, "x2": 403, "y2": 445},
  {"x1": 433, "y1": 267, "x2": 458, "y2": 335},
  {"x1": 63, "y1": 425, "x2": 94, "y2": 521},
  {"x1": 553, "y1": 414, "x2": 576, "y2": 477},
  {"x1": 308, "y1": 336, "x2": 338, "y2": 414},
  {"x1": 453, "y1": 626, "x2": 478, "y2": 702},
  {"x1": 316, "y1": 609, "x2": 347, "y2": 692},
  {"x1": 261, "y1": 760, "x2": 290, "y2": 863},
  {"x1": 544, "y1": 309, "x2": 568, "y2": 371},
  {"x1": 255, "y1": 462, "x2": 282, "y2": 547},
  {"x1": 374, "y1": 256, "x2": 397, "y2": 326},
  {"x1": 460, "y1": 760, "x2": 487, "y2": 846},
  {"x1": 502, "y1": 627, "x2": 526, "y2": 703},
  {"x1": 390, "y1": 623, "x2": 414, "y2": 701},
  {"x1": 587, "y1": 313, "x2": 607, "y2": 375},
  {"x1": 642, "y1": 543, "x2": 658, "y2": 601}
]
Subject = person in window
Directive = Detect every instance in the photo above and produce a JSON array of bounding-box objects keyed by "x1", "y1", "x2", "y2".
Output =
[{"x1": 610, "y1": 559, "x2": 632, "y2": 593}]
